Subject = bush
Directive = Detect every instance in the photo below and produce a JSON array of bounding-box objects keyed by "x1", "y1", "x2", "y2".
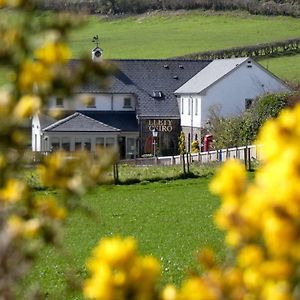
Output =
[{"x1": 208, "y1": 92, "x2": 293, "y2": 149}]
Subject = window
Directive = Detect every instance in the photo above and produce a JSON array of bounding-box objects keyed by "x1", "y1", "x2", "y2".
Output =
[
  {"x1": 86, "y1": 97, "x2": 96, "y2": 108},
  {"x1": 245, "y1": 98, "x2": 254, "y2": 110},
  {"x1": 83, "y1": 138, "x2": 91, "y2": 151},
  {"x1": 181, "y1": 98, "x2": 184, "y2": 114},
  {"x1": 188, "y1": 98, "x2": 191, "y2": 115},
  {"x1": 62, "y1": 137, "x2": 70, "y2": 151},
  {"x1": 75, "y1": 138, "x2": 82, "y2": 151},
  {"x1": 56, "y1": 97, "x2": 63, "y2": 107},
  {"x1": 195, "y1": 98, "x2": 198, "y2": 116},
  {"x1": 51, "y1": 137, "x2": 60, "y2": 151},
  {"x1": 106, "y1": 137, "x2": 115, "y2": 148},
  {"x1": 123, "y1": 97, "x2": 132, "y2": 108},
  {"x1": 96, "y1": 137, "x2": 105, "y2": 149}
]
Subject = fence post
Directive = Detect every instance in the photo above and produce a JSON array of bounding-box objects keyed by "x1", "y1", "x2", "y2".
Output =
[
  {"x1": 182, "y1": 154, "x2": 186, "y2": 175},
  {"x1": 186, "y1": 153, "x2": 190, "y2": 174},
  {"x1": 244, "y1": 146, "x2": 248, "y2": 170},
  {"x1": 247, "y1": 147, "x2": 252, "y2": 171}
]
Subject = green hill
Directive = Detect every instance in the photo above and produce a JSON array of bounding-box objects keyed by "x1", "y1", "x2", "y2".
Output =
[
  {"x1": 0, "y1": 11, "x2": 299, "y2": 85},
  {"x1": 69, "y1": 11, "x2": 300, "y2": 82}
]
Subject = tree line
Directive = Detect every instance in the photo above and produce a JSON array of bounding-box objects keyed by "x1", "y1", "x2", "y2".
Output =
[{"x1": 37, "y1": 0, "x2": 300, "y2": 17}]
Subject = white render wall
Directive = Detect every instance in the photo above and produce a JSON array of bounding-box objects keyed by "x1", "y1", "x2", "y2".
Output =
[
  {"x1": 200, "y1": 61, "x2": 289, "y2": 125},
  {"x1": 47, "y1": 93, "x2": 136, "y2": 111},
  {"x1": 32, "y1": 114, "x2": 42, "y2": 151},
  {"x1": 180, "y1": 61, "x2": 289, "y2": 128},
  {"x1": 180, "y1": 95, "x2": 202, "y2": 128}
]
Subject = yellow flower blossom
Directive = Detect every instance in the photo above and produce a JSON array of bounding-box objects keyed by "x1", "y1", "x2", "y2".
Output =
[
  {"x1": 210, "y1": 159, "x2": 247, "y2": 199},
  {"x1": 238, "y1": 245, "x2": 264, "y2": 268},
  {"x1": 84, "y1": 237, "x2": 160, "y2": 300},
  {"x1": 36, "y1": 196, "x2": 67, "y2": 220},
  {"x1": 18, "y1": 60, "x2": 52, "y2": 93},
  {"x1": 34, "y1": 42, "x2": 71, "y2": 65},
  {"x1": 262, "y1": 281, "x2": 292, "y2": 300},
  {"x1": 13, "y1": 95, "x2": 41, "y2": 118},
  {"x1": 0, "y1": 178, "x2": 27, "y2": 203},
  {"x1": 7, "y1": 216, "x2": 40, "y2": 239},
  {"x1": 162, "y1": 285, "x2": 178, "y2": 300},
  {"x1": 179, "y1": 277, "x2": 218, "y2": 300}
]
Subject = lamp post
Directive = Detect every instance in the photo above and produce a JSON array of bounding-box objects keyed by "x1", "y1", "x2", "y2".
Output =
[{"x1": 152, "y1": 128, "x2": 158, "y2": 157}]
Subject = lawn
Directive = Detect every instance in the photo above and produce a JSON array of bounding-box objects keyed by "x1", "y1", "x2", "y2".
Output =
[{"x1": 22, "y1": 176, "x2": 224, "y2": 299}]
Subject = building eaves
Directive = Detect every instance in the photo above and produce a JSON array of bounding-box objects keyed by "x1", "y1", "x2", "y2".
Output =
[{"x1": 174, "y1": 57, "x2": 248, "y2": 94}]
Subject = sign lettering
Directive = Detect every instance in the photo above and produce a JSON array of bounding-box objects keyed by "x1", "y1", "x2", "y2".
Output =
[{"x1": 148, "y1": 119, "x2": 173, "y2": 132}]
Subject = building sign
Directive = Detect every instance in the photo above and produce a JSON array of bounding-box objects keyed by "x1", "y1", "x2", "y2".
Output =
[{"x1": 148, "y1": 119, "x2": 173, "y2": 132}]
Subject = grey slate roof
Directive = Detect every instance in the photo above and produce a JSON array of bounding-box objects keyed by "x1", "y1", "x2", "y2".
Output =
[
  {"x1": 43, "y1": 112, "x2": 120, "y2": 132},
  {"x1": 175, "y1": 57, "x2": 248, "y2": 94},
  {"x1": 70, "y1": 59, "x2": 211, "y2": 118},
  {"x1": 78, "y1": 111, "x2": 138, "y2": 132},
  {"x1": 39, "y1": 114, "x2": 56, "y2": 129}
]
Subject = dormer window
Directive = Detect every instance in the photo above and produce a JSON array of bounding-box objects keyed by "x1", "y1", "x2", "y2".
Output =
[
  {"x1": 152, "y1": 91, "x2": 163, "y2": 98},
  {"x1": 56, "y1": 97, "x2": 64, "y2": 107},
  {"x1": 123, "y1": 97, "x2": 132, "y2": 108}
]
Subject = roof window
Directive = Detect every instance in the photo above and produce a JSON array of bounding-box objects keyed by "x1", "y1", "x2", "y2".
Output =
[{"x1": 152, "y1": 91, "x2": 163, "y2": 98}]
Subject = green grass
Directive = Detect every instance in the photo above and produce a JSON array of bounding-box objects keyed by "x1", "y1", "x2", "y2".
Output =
[
  {"x1": 259, "y1": 54, "x2": 300, "y2": 83},
  {"x1": 1, "y1": 10, "x2": 300, "y2": 84},
  {"x1": 69, "y1": 10, "x2": 300, "y2": 82},
  {"x1": 70, "y1": 11, "x2": 300, "y2": 59},
  {"x1": 22, "y1": 177, "x2": 224, "y2": 299}
]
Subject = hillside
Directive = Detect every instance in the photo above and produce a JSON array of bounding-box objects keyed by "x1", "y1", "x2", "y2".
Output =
[{"x1": 68, "y1": 11, "x2": 300, "y2": 82}]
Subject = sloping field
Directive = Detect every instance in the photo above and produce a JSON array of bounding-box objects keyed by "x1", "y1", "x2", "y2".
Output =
[
  {"x1": 70, "y1": 11, "x2": 300, "y2": 58},
  {"x1": 65, "y1": 11, "x2": 300, "y2": 82}
]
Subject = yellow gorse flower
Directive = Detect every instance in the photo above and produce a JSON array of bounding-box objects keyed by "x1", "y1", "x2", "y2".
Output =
[
  {"x1": 34, "y1": 42, "x2": 71, "y2": 65},
  {"x1": 0, "y1": 178, "x2": 27, "y2": 203},
  {"x1": 13, "y1": 94, "x2": 41, "y2": 119},
  {"x1": 18, "y1": 60, "x2": 52, "y2": 93},
  {"x1": 84, "y1": 236, "x2": 160, "y2": 300}
]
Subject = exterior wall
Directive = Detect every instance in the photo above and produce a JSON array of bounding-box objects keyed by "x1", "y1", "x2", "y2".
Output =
[
  {"x1": 42, "y1": 131, "x2": 139, "y2": 158},
  {"x1": 200, "y1": 61, "x2": 289, "y2": 125},
  {"x1": 47, "y1": 93, "x2": 136, "y2": 112},
  {"x1": 140, "y1": 118, "x2": 181, "y2": 156},
  {"x1": 32, "y1": 115, "x2": 42, "y2": 151},
  {"x1": 179, "y1": 95, "x2": 202, "y2": 128}
]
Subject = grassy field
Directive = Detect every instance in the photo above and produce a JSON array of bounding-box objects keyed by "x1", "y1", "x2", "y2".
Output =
[
  {"x1": 22, "y1": 176, "x2": 224, "y2": 299},
  {"x1": 69, "y1": 11, "x2": 300, "y2": 59},
  {"x1": 259, "y1": 54, "x2": 300, "y2": 83},
  {"x1": 1, "y1": 10, "x2": 299, "y2": 85}
]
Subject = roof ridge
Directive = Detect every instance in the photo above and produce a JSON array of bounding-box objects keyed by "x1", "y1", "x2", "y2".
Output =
[
  {"x1": 43, "y1": 112, "x2": 79, "y2": 131},
  {"x1": 79, "y1": 112, "x2": 121, "y2": 131}
]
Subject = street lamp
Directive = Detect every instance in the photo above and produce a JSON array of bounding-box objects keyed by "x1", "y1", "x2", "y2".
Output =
[{"x1": 152, "y1": 128, "x2": 158, "y2": 156}]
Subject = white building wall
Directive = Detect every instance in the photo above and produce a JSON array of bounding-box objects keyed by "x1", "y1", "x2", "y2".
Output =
[
  {"x1": 32, "y1": 114, "x2": 42, "y2": 151},
  {"x1": 47, "y1": 93, "x2": 136, "y2": 112},
  {"x1": 200, "y1": 61, "x2": 289, "y2": 125},
  {"x1": 180, "y1": 95, "x2": 202, "y2": 128}
]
